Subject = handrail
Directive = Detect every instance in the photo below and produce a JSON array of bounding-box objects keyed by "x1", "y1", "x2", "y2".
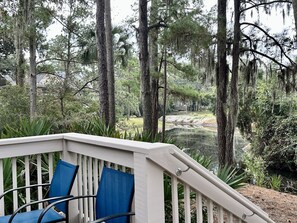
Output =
[{"x1": 171, "y1": 151, "x2": 275, "y2": 223}]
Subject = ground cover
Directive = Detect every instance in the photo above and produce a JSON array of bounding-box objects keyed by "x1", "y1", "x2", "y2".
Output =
[{"x1": 238, "y1": 184, "x2": 297, "y2": 223}]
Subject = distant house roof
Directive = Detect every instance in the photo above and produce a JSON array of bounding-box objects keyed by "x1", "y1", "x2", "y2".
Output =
[{"x1": 0, "y1": 75, "x2": 15, "y2": 86}]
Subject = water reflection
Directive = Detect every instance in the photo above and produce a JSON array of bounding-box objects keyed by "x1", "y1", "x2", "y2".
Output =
[{"x1": 166, "y1": 127, "x2": 248, "y2": 167}]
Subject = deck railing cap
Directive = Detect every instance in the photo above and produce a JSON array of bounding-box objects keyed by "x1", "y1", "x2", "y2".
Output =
[
  {"x1": 63, "y1": 133, "x2": 174, "y2": 154},
  {"x1": 0, "y1": 134, "x2": 65, "y2": 146}
]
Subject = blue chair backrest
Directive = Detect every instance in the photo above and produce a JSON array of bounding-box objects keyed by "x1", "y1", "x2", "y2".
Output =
[
  {"x1": 96, "y1": 167, "x2": 134, "y2": 223},
  {"x1": 48, "y1": 160, "x2": 79, "y2": 213}
]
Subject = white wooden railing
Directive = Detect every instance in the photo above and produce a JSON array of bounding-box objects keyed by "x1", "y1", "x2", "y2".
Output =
[{"x1": 0, "y1": 133, "x2": 275, "y2": 223}]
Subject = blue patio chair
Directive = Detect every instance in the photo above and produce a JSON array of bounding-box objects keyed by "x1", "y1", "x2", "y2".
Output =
[
  {"x1": 0, "y1": 159, "x2": 79, "y2": 223},
  {"x1": 38, "y1": 167, "x2": 135, "y2": 223}
]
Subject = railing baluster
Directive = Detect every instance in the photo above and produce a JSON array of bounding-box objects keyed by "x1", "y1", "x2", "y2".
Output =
[
  {"x1": 83, "y1": 156, "x2": 89, "y2": 223},
  {"x1": 37, "y1": 154, "x2": 42, "y2": 209},
  {"x1": 48, "y1": 153, "x2": 53, "y2": 180},
  {"x1": 25, "y1": 156, "x2": 31, "y2": 211},
  {"x1": 99, "y1": 160, "x2": 104, "y2": 178},
  {"x1": 207, "y1": 199, "x2": 213, "y2": 223},
  {"x1": 228, "y1": 212, "x2": 234, "y2": 223},
  {"x1": 93, "y1": 159, "x2": 99, "y2": 194},
  {"x1": 196, "y1": 192, "x2": 203, "y2": 223},
  {"x1": 12, "y1": 157, "x2": 18, "y2": 211},
  {"x1": 171, "y1": 176, "x2": 179, "y2": 223},
  {"x1": 0, "y1": 159, "x2": 4, "y2": 215},
  {"x1": 184, "y1": 184, "x2": 191, "y2": 222},
  {"x1": 88, "y1": 157, "x2": 94, "y2": 221},
  {"x1": 77, "y1": 154, "x2": 83, "y2": 222},
  {"x1": 218, "y1": 205, "x2": 224, "y2": 223},
  {"x1": 0, "y1": 133, "x2": 275, "y2": 223}
]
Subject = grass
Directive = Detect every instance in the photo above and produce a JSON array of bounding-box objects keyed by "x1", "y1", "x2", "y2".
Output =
[
  {"x1": 117, "y1": 117, "x2": 176, "y2": 134},
  {"x1": 118, "y1": 111, "x2": 216, "y2": 133}
]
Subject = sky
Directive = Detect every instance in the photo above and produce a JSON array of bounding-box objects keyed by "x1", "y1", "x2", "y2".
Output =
[
  {"x1": 110, "y1": 0, "x2": 294, "y2": 33},
  {"x1": 111, "y1": 0, "x2": 136, "y2": 25},
  {"x1": 47, "y1": 0, "x2": 295, "y2": 41},
  {"x1": 111, "y1": 0, "x2": 217, "y2": 25}
]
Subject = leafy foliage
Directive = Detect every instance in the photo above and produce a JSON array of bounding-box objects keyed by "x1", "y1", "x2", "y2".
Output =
[
  {"x1": 269, "y1": 175, "x2": 282, "y2": 191},
  {"x1": 0, "y1": 38, "x2": 15, "y2": 76},
  {"x1": 69, "y1": 117, "x2": 122, "y2": 138},
  {"x1": 189, "y1": 151, "x2": 212, "y2": 169},
  {"x1": 216, "y1": 165, "x2": 247, "y2": 189},
  {"x1": 162, "y1": 16, "x2": 211, "y2": 56},
  {"x1": 0, "y1": 86, "x2": 30, "y2": 128},
  {"x1": 2, "y1": 118, "x2": 52, "y2": 138},
  {"x1": 253, "y1": 115, "x2": 297, "y2": 172},
  {"x1": 242, "y1": 151, "x2": 267, "y2": 187},
  {"x1": 238, "y1": 79, "x2": 297, "y2": 173}
]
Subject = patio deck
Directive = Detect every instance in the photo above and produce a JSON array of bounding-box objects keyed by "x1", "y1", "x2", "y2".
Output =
[{"x1": 0, "y1": 133, "x2": 275, "y2": 223}]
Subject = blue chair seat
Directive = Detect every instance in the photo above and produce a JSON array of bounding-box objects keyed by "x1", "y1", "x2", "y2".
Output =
[
  {"x1": 40, "y1": 167, "x2": 134, "y2": 223},
  {"x1": 0, "y1": 209, "x2": 64, "y2": 223},
  {"x1": 0, "y1": 159, "x2": 79, "y2": 223}
]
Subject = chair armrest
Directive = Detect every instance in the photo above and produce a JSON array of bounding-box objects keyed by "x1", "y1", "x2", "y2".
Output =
[
  {"x1": 37, "y1": 195, "x2": 96, "y2": 223},
  {"x1": 0, "y1": 183, "x2": 50, "y2": 200},
  {"x1": 88, "y1": 212, "x2": 135, "y2": 223},
  {"x1": 8, "y1": 195, "x2": 72, "y2": 223}
]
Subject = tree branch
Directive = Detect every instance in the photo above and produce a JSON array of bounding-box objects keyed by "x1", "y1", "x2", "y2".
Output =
[
  {"x1": 241, "y1": 22, "x2": 296, "y2": 65},
  {"x1": 241, "y1": 0, "x2": 292, "y2": 14},
  {"x1": 242, "y1": 48, "x2": 290, "y2": 69},
  {"x1": 148, "y1": 21, "x2": 167, "y2": 30},
  {"x1": 41, "y1": 2, "x2": 83, "y2": 39},
  {"x1": 36, "y1": 72, "x2": 64, "y2": 79},
  {"x1": 74, "y1": 77, "x2": 98, "y2": 95},
  {"x1": 37, "y1": 58, "x2": 81, "y2": 65}
]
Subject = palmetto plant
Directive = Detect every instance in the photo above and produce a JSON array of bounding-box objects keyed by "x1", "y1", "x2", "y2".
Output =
[
  {"x1": 2, "y1": 158, "x2": 14, "y2": 214},
  {"x1": 188, "y1": 151, "x2": 213, "y2": 169},
  {"x1": 70, "y1": 117, "x2": 122, "y2": 138},
  {"x1": 0, "y1": 118, "x2": 54, "y2": 213},
  {"x1": 2, "y1": 118, "x2": 52, "y2": 138},
  {"x1": 216, "y1": 165, "x2": 247, "y2": 189},
  {"x1": 269, "y1": 175, "x2": 282, "y2": 191}
]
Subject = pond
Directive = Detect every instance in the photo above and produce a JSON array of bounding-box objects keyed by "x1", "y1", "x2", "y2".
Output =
[
  {"x1": 166, "y1": 126, "x2": 248, "y2": 169},
  {"x1": 166, "y1": 123, "x2": 297, "y2": 194}
]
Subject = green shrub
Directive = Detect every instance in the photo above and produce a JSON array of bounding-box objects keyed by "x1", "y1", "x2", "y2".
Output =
[
  {"x1": 269, "y1": 175, "x2": 282, "y2": 191},
  {"x1": 238, "y1": 80, "x2": 297, "y2": 173},
  {"x1": 216, "y1": 165, "x2": 247, "y2": 189},
  {"x1": 0, "y1": 86, "x2": 29, "y2": 128},
  {"x1": 252, "y1": 116, "x2": 297, "y2": 172},
  {"x1": 2, "y1": 118, "x2": 52, "y2": 138},
  {"x1": 242, "y1": 151, "x2": 267, "y2": 187},
  {"x1": 69, "y1": 117, "x2": 122, "y2": 138},
  {"x1": 189, "y1": 151, "x2": 213, "y2": 169}
]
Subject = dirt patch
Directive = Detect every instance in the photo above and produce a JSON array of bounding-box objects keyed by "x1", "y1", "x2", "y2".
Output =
[{"x1": 238, "y1": 184, "x2": 297, "y2": 223}]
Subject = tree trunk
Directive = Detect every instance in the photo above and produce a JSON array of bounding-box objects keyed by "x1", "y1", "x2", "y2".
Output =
[
  {"x1": 162, "y1": 49, "x2": 167, "y2": 142},
  {"x1": 61, "y1": 22, "x2": 72, "y2": 119},
  {"x1": 28, "y1": 0, "x2": 37, "y2": 119},
  {"x1": 216, "y1": 0, "x2": 228, "y2": 167},
  {"x1": 149, "y1": 0, "x2": 159, "y2": 138},
  {"x1": 139, "y1": 0, "x2": 152, "y2": 135},
  {"x1": 226, "y1": 0, "x2": 240, "y2": 166},
  {"x1": 105, "y1": 0, "x2": 116, "y2": 129},
  {"x1": 96, "y1": 0, "x2": 109, "y2": 126},
  {"x1": 14, "y1": 0, "x2": 25, "y2": 87}
]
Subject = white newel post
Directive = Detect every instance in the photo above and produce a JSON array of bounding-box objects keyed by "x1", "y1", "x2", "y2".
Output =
[
  {"x1": 62, "y1": 140, "x2": 79, "y2": 223},
  {"x1": 133, "y1": 152, "x2": 165, "y2": 223}
]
